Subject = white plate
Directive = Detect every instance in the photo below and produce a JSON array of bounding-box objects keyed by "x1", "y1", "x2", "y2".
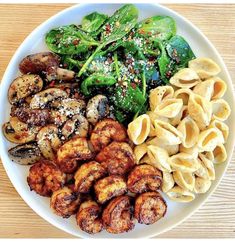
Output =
[{"x1": 0, "y1": 3, "x2": 234, "y2": 239}]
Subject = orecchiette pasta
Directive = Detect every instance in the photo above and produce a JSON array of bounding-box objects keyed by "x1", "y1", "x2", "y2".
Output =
[
  {"x1": 188, "y1": 93, "x2": 212, "y2": 130},
  {"x1": 166, "y1": 186, "x2": 195, "y2": 202},
  {"x1": 177, "y1": 116, "x2": 199, "y2": 148},
  {"x1": 173, "y1": 170, "x2": 195, "y2": 191},
  {"x1": 154, "y1": 98, "x2": 183, "y2": 118},
  {"x1": 154, "y1": 120, "x2": 182, "y2": 145},
  {"x1": 194, "y1": 177, "x2": 212, "y2": 194},
  {"x1": 168, "y1": 153, "x2": 199, "y2": 173},
  {"x1": 149, "y1": 86, "x2": 174, "y2": 112},
  {"x1": 197, "y1": 128, "x2": 224, "y2": 152},
  {"x1": 212, "y1": 143, "x2": 227, "y2": 164},
  {"x1": 127, "y1": 114, "x2": 150, "y2": 145},
  {"x1": 147, "y1": 145, "x2": 171, "y2": 172},
  {"x1": 162, "y1": 171, "x2": 175, "y2": 193},
  {"x1": 209, "y1": 119, "x2": 229, "y2": 142},
  {"x1": 174, "y1": 88, "x2": 193, "y2": 105},
  {"x1": 169, "y1": 68, "x2": 200, "y2": 88},
  {"x1": 179, "y1": 145, "x2": 198, "y2": 158},
  {"x1": 211, "y1": 99, "x2": 231, "y2": 121},
  {"x1": 188, "y1": 57, "x2": 221, "y2": 79}
]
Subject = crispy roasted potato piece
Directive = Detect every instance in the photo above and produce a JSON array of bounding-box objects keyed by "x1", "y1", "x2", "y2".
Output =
[
  {"x1": 102, "y1": 195, "x2": 135, "y2": 234},
  {"x1": 74, "y1": 161, "x2": 107, "y2": 193},
  {"x1": 127, "y1": 164, "x2": 162, "y2": 193},
  {"x1": 134, "y1": 192, "x2": 167, "y2": 225},
  {"x1": 76, "y1": 200, "x2": 103, "y2": 234},
  {"x1": 94, "y1": 175, "x2": 127, "y2": 204},
  {"x1": 8, "y1": 74, "x2": 43, "y2": 104}
]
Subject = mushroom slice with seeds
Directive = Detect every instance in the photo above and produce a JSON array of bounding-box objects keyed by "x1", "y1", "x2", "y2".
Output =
[
  {"x1": 8, "y1": 142, "x2": 42, "y2": 165},
  {"x1": 8, "y1": 74, "x2": 43, "y2": 104},
  {"x1": 86, "y1": 95, "x2": 110, "y2": 125}
]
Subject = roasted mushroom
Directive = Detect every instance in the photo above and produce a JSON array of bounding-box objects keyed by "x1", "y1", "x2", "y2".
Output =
[
  {"x1": 74, "y1": 161, "x2": 107, "y2": 193},
  {"x1": 90, "y1": 118, "x2": 127, "y2": 152},
  {"x1": 27, "y1": 160, "x2": 66, "y2": 197},
  {"x1": 8, "y1": 74, "x2": 43, "y2": 104},
  {"x1": 96, "y1": 141, "x2": 135, "y2": 176},
  {"x1": 50, "y1": 187, "x2": 82, "y2": 218},
  {"x1": 76, "y1": 200, "x2": 103, "y2": 234},
  {"x1": 127, "y1": 164, "x2": 162, "y2": 193},
  {"x1": 86, "y1": 95, "x2": 110, "y2": 125},
  {"x1": 19, "y1": 52, "x2": 75, "y2": 81},
  {"x1": 37, "y1": 125, "x2": 61, "y2": 160},
  {"x1": 94, "y1": 175, "x2": 127, "y2": 204},
  {"x1": 8, "y1": 142, "x2": 42, "y2": 165},
  {"x1": 56, "y1": 136, "x2": 94, "y2": 173},
  {"x1": 134, "y1": 192, "x2": 167, "y2": 225},
  {"x1": 102, "y1": 195, "x2": 135, "y2": 234}
]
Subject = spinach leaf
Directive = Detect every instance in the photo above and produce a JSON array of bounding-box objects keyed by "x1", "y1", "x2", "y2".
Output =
[
  {"x1": 81, "y1": 12, "x2": 108, "y2": 33},
  {"x1": 135, "y1": 15, "x2": 176, "y2": 41},
  {"x1": 166, "y1": 35, "x2": 195, "y2": 67},
  {"x1": 81, "y1": 73, "x2": 117, "y2": 96},
  {"x1": 45, "y1": 25, "x2": 99, "y2": 55},
  {"x1": 78, "y1": 4, "x2": 138, "y2": 77}
]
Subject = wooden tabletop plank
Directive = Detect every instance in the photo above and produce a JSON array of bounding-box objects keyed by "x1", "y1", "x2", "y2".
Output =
[{"x1": 0, "y1": 4, "x2": 235, "y2": 238}]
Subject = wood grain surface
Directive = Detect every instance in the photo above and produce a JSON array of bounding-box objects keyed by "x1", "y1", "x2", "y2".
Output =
[{"x1": 0, "y1": 4, "x2": 235, "y2": 238}]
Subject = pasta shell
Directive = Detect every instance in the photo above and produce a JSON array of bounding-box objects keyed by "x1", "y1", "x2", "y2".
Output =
[
  {"x1": 154, "y1": 120, "x2": 182, "y2": 145},
  {"x1": 188, "y1": 93, "x2": 212, "y2": 130},
  {"x1": 198, "y1": 153, "x2": 215, "y2": 180},
  {"x1": 134, "y1": 143, "x2": 148, "y2": 164},
  {"x1": 170, "y1": 68, "x2": 200, "y2": 88},
  {"x1": 177, "y1": 116, "x2": 200, "y2": 148},
  {"x1": 209, "y1": 77, "x2": 227, "y2": 99},
  {"x1": 162, "y1": 171, "x2": 175, "y2": 193},
  {"x1": 127, "y1": 114, "x2": 150, "y2": 145},
  {"x1": 147, "y1": 111, "x2": 169, "y2": 123},
  {"x1": 174, "y1": 88, "x2": 193, "y2": 105},
  {"x1": 194, "y1": 158, "x2": 209, "y2": 179},
  {"x1": 170, "y1": 106, "x2": 188, "y2": 126},
  {"x1": 154, "y1": 98, "x2": 183, "y2": 118},
  {"x1": 197, "y1": 128, "x2": 224, "y2": 152},
  {"x1": 147, "y1": 145, "x2": 171, "y2": 172},
  {"x1": 149, "y1": 86, "x2": 174, "y2": 112},
  {"x1": 146, "y1": 137, "x2": 179, "y2": 156},
  {"x1": 188, "y1": 57, "x2": 221, "y2": 79},
  {"x1": 169, "y1": 153, "x2": 199, "y2": 173},
  {"x1": 173, "y1": 170, "x2": 195, "y2": 191},
  {"x1": 212, "y1": 143, "x2": 227, "y2": 164},
  {"x1": 194, "y1": 177, "x2": 212, "y2": 194},
  {"x1": 167, "y1": 186, "x2": 195, "y2": 202},
  {"x1": 211, "y1": 99, "x2": 231, "y2": 121},
  {"x1": 209, "y1": 119, "x2": 229, "y2": 143},
  {"x1": 179, "y1": 145, "x2": 198, "y2": 158}
]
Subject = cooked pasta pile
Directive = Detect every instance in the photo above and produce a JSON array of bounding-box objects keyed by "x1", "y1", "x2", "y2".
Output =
[{"x1": 127, "y1": 57, "x2": 231, "y2": 202}]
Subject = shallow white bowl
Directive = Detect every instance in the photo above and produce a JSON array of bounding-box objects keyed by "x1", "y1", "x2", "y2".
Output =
[{"x1": 0, "y1": 3, "x2": 234, "y2": 238}]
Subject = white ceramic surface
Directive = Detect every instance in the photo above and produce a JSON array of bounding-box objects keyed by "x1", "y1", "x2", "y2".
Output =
[{"x1": 0, "y1": 3, "x2": 234, "y2": 238}]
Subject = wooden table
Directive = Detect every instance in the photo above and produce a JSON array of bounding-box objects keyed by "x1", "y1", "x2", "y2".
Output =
[{"x1": 0, "y1": 4, "x2": 235, "y2": 238}]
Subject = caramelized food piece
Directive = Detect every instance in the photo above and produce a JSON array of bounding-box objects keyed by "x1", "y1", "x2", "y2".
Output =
[
  {"x1": 102, "y1": 195, "x2": 135, "y2": 234},
  {"x1": 50, "y1": 187, "x2": 82, "y2": 218},
  {"x1": 134, "y1": 192, "x2": 167, "y2": 225},
  {"x1": 94, "y1": 175, "x2": 127, "y2": 204},
  {"x1": 74, "y1": 161, "x2": 107, "y2": 193},
  {"x1": 57, "y1": 136, "x2": 94, "y2": 173},
  {"x1": 127, "y1": 164, "x2": 162, "y2": 193},
  {"x1": 76, "y1": 200, "x2": 103, "y2": 234},
  {"x1": 90, "y1": 118, "x2": 127, "y2": 152},
  {"x1": 27, "y1": 160, "x2": 66, "y2": 197},
  {"x1": 96, "y1": 141, "x2": 135, "y2": 176}
]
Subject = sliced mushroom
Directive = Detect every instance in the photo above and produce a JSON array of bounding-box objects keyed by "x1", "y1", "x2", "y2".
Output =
[
  {"x1": 19, "y1": 52, "x2": 75, "y2": 81},
  {"x1": 86, "y1": 95, "x2": 110, "y2": 125},
  {"x1": 2, "y1": 117, "x2": 40, "y2": 144},
  {"x1": 8, "y1": 142, "x2": 42, "y2": 165},
  {"x1": 30, "y1": 88, "x2": 68, "y2": 109},
  {"x1": 8, "y1": 74, "x2": 43, "y2": 104},
  {"x1": 37, "y1": 125, "x2": 61, "y2": 160},
  {"x1": 62, "y1": 114, "x2": 89, "y2": 139}
]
